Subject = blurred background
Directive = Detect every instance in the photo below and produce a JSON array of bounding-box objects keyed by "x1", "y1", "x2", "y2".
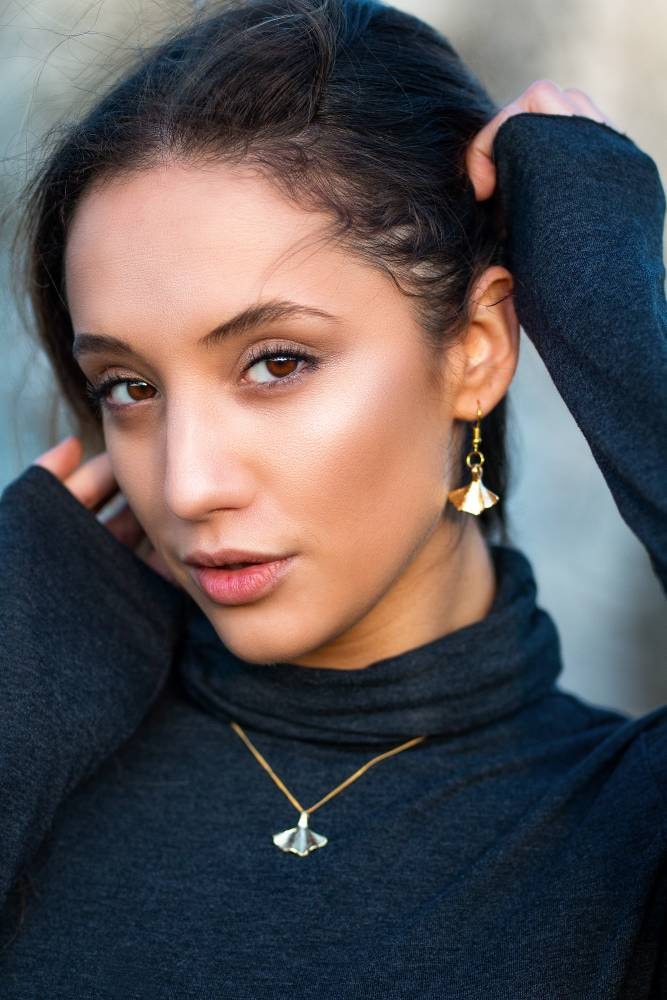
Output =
[{"x1": 1, "y1": 0, "x2": 665, "y2": 715}]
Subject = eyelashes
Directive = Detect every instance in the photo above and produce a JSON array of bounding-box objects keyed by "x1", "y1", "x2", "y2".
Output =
[
  {"x1": 84, "y1": 344, "x2": 319, "y2": 416},
  {"x1": 84, "y1": 377, "x2": 148, "y2": 413},
  {"x1": 243, "y1": 343, "x2": 317, "y2": 384}
]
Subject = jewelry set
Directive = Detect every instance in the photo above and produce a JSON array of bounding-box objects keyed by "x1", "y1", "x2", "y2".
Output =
[{"x1": 231, "y1": 399, "x2": 498, "y2": 855}]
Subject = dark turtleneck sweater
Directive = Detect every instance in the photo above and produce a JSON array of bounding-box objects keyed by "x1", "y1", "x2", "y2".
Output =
[{"x1": 1, "y1": 114, "x2": 666, "y2": 999}]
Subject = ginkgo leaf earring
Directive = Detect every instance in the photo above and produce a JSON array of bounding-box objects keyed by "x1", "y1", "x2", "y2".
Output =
[{"x1": 447, "y1": 400, "x2": 500, "y2": 516}]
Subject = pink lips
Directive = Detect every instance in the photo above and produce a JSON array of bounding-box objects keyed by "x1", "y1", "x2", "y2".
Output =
[{"x1": 190, "y1": 557, "x2": 295, "y2": 605}]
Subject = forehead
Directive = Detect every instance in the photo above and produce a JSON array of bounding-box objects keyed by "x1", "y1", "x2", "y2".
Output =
[{"x1": 63, "y1": 160, "x2": 383, "y2": 329}]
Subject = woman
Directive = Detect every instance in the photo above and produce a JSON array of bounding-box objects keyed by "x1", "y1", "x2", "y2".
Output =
[{"x1": 0, "y1": 0, "x2": 665, "y2": 995}]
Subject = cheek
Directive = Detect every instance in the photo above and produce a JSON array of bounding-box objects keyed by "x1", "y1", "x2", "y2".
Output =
[
  {"x1": 103, "y1": 434, "x2": 162, "y2": 540},
  {"x1": 287, "y1": 360, "x2": 447, "y2": 576}
]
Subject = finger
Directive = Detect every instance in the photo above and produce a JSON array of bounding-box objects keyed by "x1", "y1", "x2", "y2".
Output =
[
  {"x1": 466, "y1": 80, "x2": 578, "y2": 201},
  {"x1": 32, "y1": 436, "x2": 119, "y2": 513},
  {"x1": 32, "y1": 434, "x2": 84, "y2": 479},
  {"x1": 98, "y1": 497, "x2": 146, "y2": 551},
  {"x1": 465, "y1": 99, "x2": 522, "y2": 201},
  {"x1": 562, "y1": 87, "x2": 617, "y2": 129},
  {"x1": 562, "y1": 87, "x2": 606, "y2": 121},
  {"x1": 519, "y1": 78, "x2": 580, "y2": 115},
  {"x1": 63, "y1": 450, "x2": 119, "y2": 513}
]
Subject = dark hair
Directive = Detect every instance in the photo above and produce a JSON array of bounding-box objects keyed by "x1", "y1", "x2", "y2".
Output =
[
  {"x1": 3, "y1": 0, "x2": 517, "y2": 945},
  {"x1": 10, "y1": 0, "x2": 513, "y2": 545}
]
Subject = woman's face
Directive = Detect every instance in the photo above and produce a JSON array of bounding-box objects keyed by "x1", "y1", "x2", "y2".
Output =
[{"x1": 65, "y1": 161, "x2": 509, "y2": 668}]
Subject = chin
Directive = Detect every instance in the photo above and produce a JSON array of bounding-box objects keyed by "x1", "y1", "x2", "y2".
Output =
[{"x1": 207, "y1": 611, "x2": 327, "y2": 667}]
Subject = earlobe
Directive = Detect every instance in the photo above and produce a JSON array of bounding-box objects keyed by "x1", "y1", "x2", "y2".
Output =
[{"x1": 451, "y1": 265, "x2": 520, "y2": 422}]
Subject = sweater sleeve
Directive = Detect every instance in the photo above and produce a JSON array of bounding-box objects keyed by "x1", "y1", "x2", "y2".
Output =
[
  {"x1": 0, "y1": 462, "x2": 188, "y2": 912},
  {"x1": 491, "y1": 112, "x2": 667, "y2": 593}
]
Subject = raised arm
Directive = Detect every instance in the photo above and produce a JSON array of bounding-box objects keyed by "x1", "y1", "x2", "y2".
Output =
[
  {"x1": 468, "y1": 83, "x2": 666, "y2": 591},
  {"x1": 0, "y1": 449, "x2": 188, "y2": 918}
]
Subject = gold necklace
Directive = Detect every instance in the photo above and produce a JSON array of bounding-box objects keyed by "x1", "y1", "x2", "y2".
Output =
[{"x1": 229, "y1": 720, "x2": 428, "y2": 856}]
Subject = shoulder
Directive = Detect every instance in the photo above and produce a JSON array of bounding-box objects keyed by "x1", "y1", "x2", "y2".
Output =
[
  {"x1": 585, "y1": 697, "x2": 667, "y2": 840},
  {"x1": 636, "y1": 706, "x2": 667, "y2": 828},
  {"x1": 546, "y1": 690, "x2": 667, "y2": 826}
]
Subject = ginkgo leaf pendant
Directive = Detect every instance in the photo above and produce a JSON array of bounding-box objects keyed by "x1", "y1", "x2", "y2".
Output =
[{"x1": 273, "y1": 810, "x2": 328, "y2": 856}]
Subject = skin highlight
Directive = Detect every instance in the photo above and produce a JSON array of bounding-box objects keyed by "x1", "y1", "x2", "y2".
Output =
[{"x1": 64, "y1": 159, "x2": 519, "y2": 670}]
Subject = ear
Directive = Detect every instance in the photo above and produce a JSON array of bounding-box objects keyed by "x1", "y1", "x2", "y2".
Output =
[{"x1": 446, "y1": 265, "x2": 520, "y2": 421}]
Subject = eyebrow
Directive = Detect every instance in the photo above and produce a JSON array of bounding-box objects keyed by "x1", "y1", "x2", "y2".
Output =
[{"x1": 71, "y1": 299, "x2": 338, "y2": 362}]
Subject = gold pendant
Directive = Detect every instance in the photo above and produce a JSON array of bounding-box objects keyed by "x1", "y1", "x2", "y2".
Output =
[
  {"x1": 273, "y1": 810, "x2": 328, "y2": 856},
  {"x1": 447, "y1": 466, "x2": 499, "y2": 516}
]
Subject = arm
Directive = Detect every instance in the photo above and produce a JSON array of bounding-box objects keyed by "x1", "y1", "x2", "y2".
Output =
[
  {"x1": 0, "y1": 462, "x2": 188, "y2": 912},
  {"x1": 491, "y1": 111, "x2": 667, "y2": 592}
]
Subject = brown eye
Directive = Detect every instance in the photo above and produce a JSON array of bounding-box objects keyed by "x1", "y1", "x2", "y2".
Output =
[
  {"x1": 244, "y1": 348, "x2": 316, "y2": 387},
  {"x1": 109, "y1": 380, "x2": 155, "y2": 404},
  {"x1": 86, "y1": 377, "x2": 157, "y2": 413},
  {"x1": 123, "y1": 381, "x2": 154, "y2": 401},
  {"x1": 263, "y1": 357, "x2": 299, "y2": 378}
]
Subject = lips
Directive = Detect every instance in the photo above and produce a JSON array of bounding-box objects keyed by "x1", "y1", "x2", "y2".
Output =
[
  {"x1": 189, "y1": 556, "x2": 295, "y2": 605},
  {"x1": 183, "y1": 547, "x2": 288, "y2": 568}
]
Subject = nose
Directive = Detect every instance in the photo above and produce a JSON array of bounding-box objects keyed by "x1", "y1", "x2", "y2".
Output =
[{"x1": 163, "y1": 405, "x2": 255, "y2": 521}]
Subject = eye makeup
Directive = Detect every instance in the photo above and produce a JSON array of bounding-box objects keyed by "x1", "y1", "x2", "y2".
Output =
[{"x1": 83, "y1": 341, "x2": 321, "y2": 415}]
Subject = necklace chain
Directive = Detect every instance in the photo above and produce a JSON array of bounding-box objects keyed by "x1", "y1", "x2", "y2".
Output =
[{"x1": 229, "y1": 719, "x2": 428, "y2": 816}]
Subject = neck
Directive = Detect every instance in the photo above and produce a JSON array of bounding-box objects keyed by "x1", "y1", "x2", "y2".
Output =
[{"x1": 287, "y1": 517, "x2": 497, "y2": 671}]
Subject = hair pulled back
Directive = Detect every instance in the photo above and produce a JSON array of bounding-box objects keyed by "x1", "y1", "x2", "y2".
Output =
[{"x1": 12, "y1": 0, "x2": 512, "y2": 540}]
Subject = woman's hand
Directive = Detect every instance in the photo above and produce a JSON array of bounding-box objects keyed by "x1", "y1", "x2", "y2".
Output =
[
  {"x1": 465, "y1": 79, "x2": 617, "y2": 201},
  {"x1": 32, "y1": 434, "x2": 180, "y2": 587}
]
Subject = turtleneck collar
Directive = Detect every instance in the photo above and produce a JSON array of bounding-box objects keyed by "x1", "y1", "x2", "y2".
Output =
[{"x1": 176, "y1": 543, "x2": 563, "y2": 746}]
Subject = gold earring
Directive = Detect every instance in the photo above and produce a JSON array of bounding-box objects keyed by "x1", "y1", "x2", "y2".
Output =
[{"x1": 447, "y1": 400, "x2": 500, "y2": 516}]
